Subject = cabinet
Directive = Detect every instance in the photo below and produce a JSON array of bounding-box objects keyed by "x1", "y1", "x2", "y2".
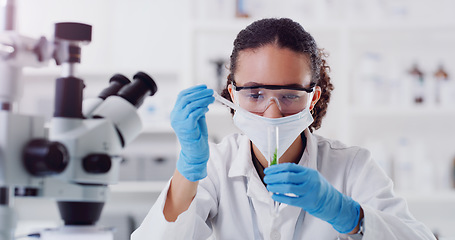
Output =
[{"x1": 344, "y1": 23, "x2": 455, "y2": 192}]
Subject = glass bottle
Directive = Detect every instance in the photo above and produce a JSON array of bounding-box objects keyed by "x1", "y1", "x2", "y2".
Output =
[
  {"x1": 434, "y1": 64, "x2": 449, "y2": 105},
  {"x1": 409, "y1": 63, "x2": 425, "y2": 104}
]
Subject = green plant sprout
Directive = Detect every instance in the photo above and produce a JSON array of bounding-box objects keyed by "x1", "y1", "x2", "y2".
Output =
[{"x1": 270, "y1": 148, "x2": 278, "y2": 166}]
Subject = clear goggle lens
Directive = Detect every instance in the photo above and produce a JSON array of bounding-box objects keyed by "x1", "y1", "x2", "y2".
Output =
[{"x1": 233, "y1": 85, "x2": 313, "y2": 115}]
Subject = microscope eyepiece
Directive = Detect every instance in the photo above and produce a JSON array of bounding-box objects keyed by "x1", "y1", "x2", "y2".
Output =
[
  {"x1": 117, "y1": 71, "x2": 157, "y2": 108},
  {"x1": 110, "y1": 74, "x2": 131, "y2": 85},
  {"x1": 133, "y1": 71, "x2": 158, "y2": 95},
  {"x1": 97, "y1": 74, "x2": 131, "y2": 100}
]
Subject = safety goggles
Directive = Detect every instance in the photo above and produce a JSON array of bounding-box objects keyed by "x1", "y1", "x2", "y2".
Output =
[{"x1": 231, "y1": 82, "x2": 315, "y2": 115}]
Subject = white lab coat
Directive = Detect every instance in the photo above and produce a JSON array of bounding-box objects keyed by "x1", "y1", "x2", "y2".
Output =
[{"x1": 132, "y1": 130, "x2": 436, "y2": 240}]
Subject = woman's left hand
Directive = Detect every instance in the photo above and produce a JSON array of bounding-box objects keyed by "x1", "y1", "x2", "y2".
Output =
[{"x1": 264, "y1": 163, "x2": 360, "y2": 234}]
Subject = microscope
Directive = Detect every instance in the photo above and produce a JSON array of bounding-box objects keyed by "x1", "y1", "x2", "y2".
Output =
[{"x1": 0, "y1": 1, "x2": 157, "y2": 239}]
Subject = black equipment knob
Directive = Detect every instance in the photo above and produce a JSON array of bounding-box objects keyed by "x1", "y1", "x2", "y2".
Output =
[
  {"x1": 34, "y1": 36, "x2": 50, "y2": 62},
  {"x1": 82, "y1": 154, "x2": 112, "y2": 174},
  {"x1": 117, "y1": 71, "x2": 158, "y2": 108},
  {"x1": 54, "y1": 22, "x2": 92, "y2": 42},
  {"x1": 23, "y1": 139, "x2": 69, "y2": 176}
]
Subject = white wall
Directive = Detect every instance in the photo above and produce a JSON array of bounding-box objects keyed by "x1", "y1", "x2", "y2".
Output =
[{"x1": 16, "y1": 0, "x2": 186, "y2": 74}]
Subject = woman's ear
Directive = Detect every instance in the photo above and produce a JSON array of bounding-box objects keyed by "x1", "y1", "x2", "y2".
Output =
[
  {"x1": 310, "y1": 86, "x2": 322, "y2": 111},
  {"x1": 228, "y1": 84, "x2": 235, "y2": 103}
]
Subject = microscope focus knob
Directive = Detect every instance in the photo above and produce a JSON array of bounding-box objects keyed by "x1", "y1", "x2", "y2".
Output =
[
  {"x1": 82, "y1": 154, "x2": 112, "y2": 174},
  {"x1": 23, "y1": 139, "x2": 69, "y2": 176}
]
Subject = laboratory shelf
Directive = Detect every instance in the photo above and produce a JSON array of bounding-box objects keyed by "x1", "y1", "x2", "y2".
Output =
[
  {"x1": 142, "y1": 122, "x2": 174, "y2": 134},
  {"x1": 345, "y1": 20, "x2": 455, "y2": 31},
  {"x1": 190, "y1": 16, "x2": 455, "y2": 34},
  {"x1": 110, "y1": 181, "x2": 455, "y2": 202},
  {"x1": 22, "y1": 66, "x2": 119, "y2": 77},
  {"x1": 110, "y1": 181, "x2": 168, "y2": 193},
  {"x1": 190, "y1": 19, "x2": 345, "y2": 34},
  {"x1": 396, "y1": 190, "x2": 455, "y2": 202},
  {"x1": 348, "y1": 106, "x2": 455, "y2": 117},
  {"x1": 190, "y1": 19, "x2": 251, "y2": 33}
]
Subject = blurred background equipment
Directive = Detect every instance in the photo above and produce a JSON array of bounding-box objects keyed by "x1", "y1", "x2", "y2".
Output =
[{"x1": 0, "y1": 0, "x2": 158, "y2": 239}]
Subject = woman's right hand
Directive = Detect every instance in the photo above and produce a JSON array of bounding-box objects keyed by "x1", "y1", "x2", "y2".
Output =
[{"x1": 170, "y1": 85, "x2": 214, "y2": 182}]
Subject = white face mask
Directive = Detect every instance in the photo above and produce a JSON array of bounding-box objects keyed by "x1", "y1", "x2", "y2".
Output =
[
  {"x1": 213, "y1": 91, "x2": 314, "y2": 165},
  {"x1": 233, "y1": 106, "x2": 313, "y2": 163}
]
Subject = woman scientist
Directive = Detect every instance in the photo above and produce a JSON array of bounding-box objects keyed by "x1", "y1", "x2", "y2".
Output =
[{"x1": 132, "y1": 18, "x2": 435, "y2": 239}]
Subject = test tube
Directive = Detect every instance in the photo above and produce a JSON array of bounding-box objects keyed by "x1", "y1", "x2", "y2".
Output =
[
  {"x1": 268, "y1": 125, "x2": 280, "y2": 216},
  {"x1": 267, "y1": 125, "x2": 279, "y2": 167}
]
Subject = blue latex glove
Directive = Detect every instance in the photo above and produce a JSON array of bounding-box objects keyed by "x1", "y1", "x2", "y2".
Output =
[
  {"x1": 264, "y1": 163, "x2": 361, "y2": 234},
  {"x1": 170, "y1": 85, "x2": 214, "y2": 182}
]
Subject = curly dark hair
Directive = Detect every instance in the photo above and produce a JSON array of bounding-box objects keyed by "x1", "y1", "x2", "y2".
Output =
[{"x1": 220, "y1": 18, "x2": 334, "y2": 132}]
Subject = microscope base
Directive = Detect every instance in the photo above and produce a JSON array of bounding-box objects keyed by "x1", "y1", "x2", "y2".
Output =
[{"x1": 0, "y1": 205, "x2": 15, "y2": 240}]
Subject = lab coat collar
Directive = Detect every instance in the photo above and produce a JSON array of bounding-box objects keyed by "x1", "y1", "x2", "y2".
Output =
[
  {"x1": 228, "y1": 129, "x2": 319, "y2": 178},
  {"x1": 302, "y1": 129, "x2": 318, "y2": 170},
  {"x1": 228, "y1": 134, "x2": 253, "y2": 178},
  {"x1": 226, "y1": 134, "x2": 271, "y2": 202}
]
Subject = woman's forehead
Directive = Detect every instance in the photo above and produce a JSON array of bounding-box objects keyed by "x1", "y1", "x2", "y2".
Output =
[{"x1": 235, "y1": 45, "x2": 312, "y2": 86}]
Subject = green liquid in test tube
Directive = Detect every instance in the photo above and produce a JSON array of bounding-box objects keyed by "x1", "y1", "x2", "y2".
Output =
[
  {"x1": 272, "y1": 126, "x2": 279, "y2": 165},
  {"x1": 268, "y1": 125, "x2": 279, "y2": 167}
]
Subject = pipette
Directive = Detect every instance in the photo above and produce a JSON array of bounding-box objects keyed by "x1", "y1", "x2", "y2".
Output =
[{"x1": 213, "y1": 91, "x2": 242, "y2": 113}]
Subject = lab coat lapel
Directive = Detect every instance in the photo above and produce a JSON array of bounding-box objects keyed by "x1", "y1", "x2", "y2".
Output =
[
  {"x1": 300, "y1": 129, "x2": 318, "y2": 170},
  {"x1": 246, "y1": 168, "x2": 272, "y2": 203},
  {"x1": 293, "y1": 129, "x2": 324, "y2": 238},
  {"x1": 227, "y1": 134, "x2": 251, "y2": 178},
  {"x1": 227, "y1": 134, "x2": 273, "y2": 203}
]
